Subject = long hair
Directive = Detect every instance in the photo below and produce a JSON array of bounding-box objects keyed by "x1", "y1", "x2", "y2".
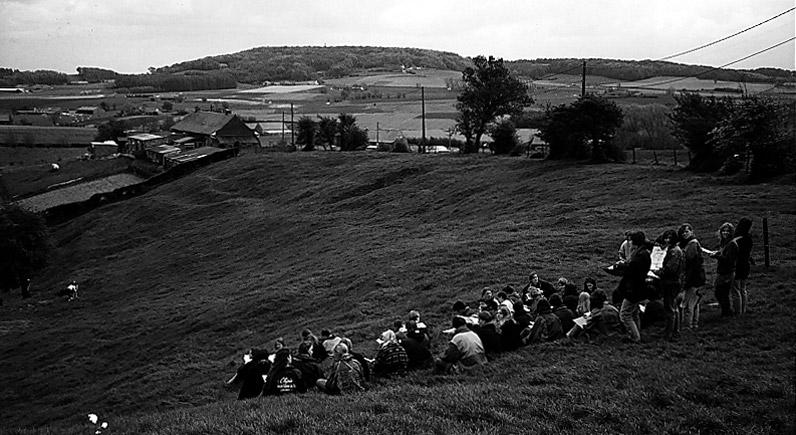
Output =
[
  {"x1": 661, "y1": 229, "x2": 679, "y2": 247},
  {"x1": 263, "y1": 348, "x2": 292, "y2": 393},
  {"x1": 677, "y1": 223, "x2": 694, "y2": 248},
  {"x1": 717, "y1": 222, "x2": 735, "y2": 245}
]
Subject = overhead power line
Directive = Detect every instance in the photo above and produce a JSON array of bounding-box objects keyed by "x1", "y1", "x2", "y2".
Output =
[
  {"x1": 659, "y1": 7, "x2": 795, "y2": 61},
  {"x1": 631, "y1": 37, "x2": 796, "y2": 89}
]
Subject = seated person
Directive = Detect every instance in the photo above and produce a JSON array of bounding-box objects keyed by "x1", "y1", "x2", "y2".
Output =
[
  {"x1": 320, "y1": 329, "x2": 342, "y2": 356},
  {"x1": 292, "y1": 342, "x2": 324, "y2": 391},
  {"x1": 401, "y1": 321, "x2": 433, "y2": 370},
  {"x1": 300, "y1": 328, "x2": 327, "y2": 362},
  {"x1": 316, "y1": 343, "x2": 366, "y2": 395},
  {"x1": 340, "y1": 337, "x2": 372, "y2": 382},
  {"x1": 567, "y1": 290, "x2": 623, "y2": 342},
  {"x1": 522, "y1": 285, "x2": 544, "y2": 314},
  {"x1": 453, "y1": 300, "x2": 478, "y2": 325},
  {"x1": 479, "y1": 287, "x2": 499, "y2": 312},
  {"x1": 262, "y1": 348, "x2": 307, "y2": 396},
  {"x1": 471, "y1": 310, "x2": 503, "y2": 357},
  {"x1": 576, "y1": 292, "x2": 591, "y2": 316},
  {"x1": 407, "y1": 310, "x2": 429, "y2": 342},
  {"x1": 435, "y1": 316, "x2": 487, "y2": 373},
  {"x1": 227, "y1": 348, "x2": 271, "y2": 400},
  {"x1": 501, "y1": 301, "x2": 532, "y2": 351},
  {"x1": 496, "y1": 292, "x2": 514, "y2": 314},
  {"x1": 549, "y1": 293, "x2": 575, "y2": 333},
  {"x1": 521, "y1": 272, "x2": 555, "y2": 299},
  {"x1": 373, "y1": 330, "x2": 408, "y2": 377},
  {"x1": 523, "y1": 299, "x2": 564, "y2": 344}
]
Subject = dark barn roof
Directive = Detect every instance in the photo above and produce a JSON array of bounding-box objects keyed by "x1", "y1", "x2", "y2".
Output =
[{"x1": 171, "y1": 112, "x2": 236, "y2": 136}]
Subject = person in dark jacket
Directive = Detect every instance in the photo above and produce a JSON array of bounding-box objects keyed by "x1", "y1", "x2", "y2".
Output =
[
  {"x1": 340, "y1": 337, "x2": 372, "y2": 382},
  {"x1": 653, "y1": 229, "x2": 685, "y2": 341},
  {"x1": 732, "y1": 217, "x2": 753, "y2": 315},
  {"x1": 227, "y1": 348, "x2": 271, "y2": 400},
  {"x1": 262, "y1": 348, "x2": 306, "y2": 396},
  {"x1": 678, "y1": 223, "x2": 707, "y2": 330},
  {"x1": 525, "y1": 299, "x2": 563, "y2": 344},
  {"x1": 710, "y1": 222, "x2": 737, "y2": 317},
  {"x1": 549, "y1": 293, "x2": 575, "y2": 333},
  {"x1": 401, "y1": 321, "x2": 433, "y2": 370},
  {"x1": 618, "y1": 231, "x2": 652, "y2": 343},
  {"x1": 292, "y1": 342, "x2": 324, "y2": 391},
  {"x1": 472, "y1": 310, "x2": 503, "y2": 357},
  {"x1": 521, "y1": 272, "x2": 555, "y2": 301}
]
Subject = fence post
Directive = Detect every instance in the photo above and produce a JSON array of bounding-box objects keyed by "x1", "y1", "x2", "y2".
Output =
[{"x1": 763, "y1": 217, "x2": 770, "y2": 268}]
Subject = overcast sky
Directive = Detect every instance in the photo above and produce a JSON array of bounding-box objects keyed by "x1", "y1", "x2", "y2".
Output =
[{"x1": 0, "y1": 0, "x2": 793, "y2": 74}]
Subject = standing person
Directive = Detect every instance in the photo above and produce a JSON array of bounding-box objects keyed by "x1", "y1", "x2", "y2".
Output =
[
  {"x1": 618, "y1": 231, "x2": 652, "y2": 343},
  {"x1": 710, "y1": 222, "x2": 737, "y2": 317},
  {"x1": 732, "y1": 217, "x2": 753, "y2": 315},
  {"x1": 618, "y1": 231, "x2": 633, "y2": 263},
  {"x1": 654, "y1": 230, "x2": 685, "y2": 341},
  {"x1": 262, "y1": 348, "x2": 306, "y2": 396},
  {"x1": 678, "y1": 224, "x2": 707, "y2": 330}
]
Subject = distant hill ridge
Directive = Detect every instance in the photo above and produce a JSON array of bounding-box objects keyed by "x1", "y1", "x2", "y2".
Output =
[{"x1": 154, "y1": 46, "x2": 793, "y2": 84}]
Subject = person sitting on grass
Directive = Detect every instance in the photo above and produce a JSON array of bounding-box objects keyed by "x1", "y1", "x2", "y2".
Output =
[
  {"x1": 479, "y1": 287, "x2": 499, "y2": 312},
  {"x1": 549, "y1": 293, "x2": 575, "y2": 334},
  {"x1": 300, "y1": 328, "x2": 327, "y2": 362},
  {"x1": 435, "y1": 316, "x2": 487, "y2": 374},
  {"x1": 501, "y1": 301, "x2": 532, "y2": 351},
  {"x1": 292, "y1": 342, "x2": 324, "y2": 391},
  {"x1": 401, "y1": 320, "x2": 433, "y2": 370},
  {"x1": 496, "y1": 292, "x2": 514, "y2": 314},
  {"x1": 373, "y1": 329, "x2": 408, "y2": 377},
  {"x1": 407, "y1": 310, "x2": 429, "y2": 340},
  {"x1": 227, "y1": 348, "x2": 271, "y2": 400},
  {"x1": 523, "y1": 299, "x2": 563, "y2": 344},
  {"x1": 471, "y1": 310, "x2": 503, "y2": 358},
  {"x1": 340, "y1": 337, "x2": 372, "y2": 382},
  {"x1": 566, "y1": 290, "x2": 622, "y2": 342},
  {"x1": 521, "y1": 272, "x2": 556, "y2": 299},
  {"x1": 316, "y1": 343, "x2": 366, "y2": 395},
  {"x1": 262, "y1": 348, "x2": 307, "y2": 396}
]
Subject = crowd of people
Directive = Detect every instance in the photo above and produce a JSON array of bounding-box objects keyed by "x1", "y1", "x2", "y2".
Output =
[{"x1": 226, "y1": 217, "x2": 755, "y2": 399}]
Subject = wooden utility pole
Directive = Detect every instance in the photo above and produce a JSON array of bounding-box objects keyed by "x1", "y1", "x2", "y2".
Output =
[
  {"x1": 281, "y1": 111, "x2": 285, "y2": 143},
  {"x1": 376, "y1": 121, "x2": 380, "y2": 149},
  {"x1": 581, "y1": 60, "x2": 587, "y2": 97},
  {"x1": 763, "y1": 217, "x2": 770, "y2": 267},
  {"x1": 290, "y1": 103, "x2": 294, "y2": 147},
  {"x1": 421, "y1": 86, "x2": 426, "y2": 153}
]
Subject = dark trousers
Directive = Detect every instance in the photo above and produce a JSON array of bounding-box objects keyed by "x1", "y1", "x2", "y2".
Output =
[
  {"x1": 714, "y1": 274, "x2": 734, "y2": 317},
  {"x1": 662, "y1": 284, "x2": 680, "y2": 338}
]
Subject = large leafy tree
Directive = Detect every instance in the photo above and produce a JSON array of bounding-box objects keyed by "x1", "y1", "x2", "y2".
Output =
[
  {"x1": 455, "y1": 55, "x2": 532, "y2": 153},
  {"x1": 0, "y1": 205, "x2": 51, "y2": 293},
  {"x1": 539, "y1": 95, "x2": 624, "y2": 161},
  {"x1": 296, "y1": 116, "x2": 318, "y2": 151},
  {"x1": 316, "y1": 116, "x2": 338, "y2": 150},
  {"x1": 668, "y1": 92, "x2": 734, "y2": 172},
  {"x1": 337, "y1": 113, "x2": 368, "y2": 151}
]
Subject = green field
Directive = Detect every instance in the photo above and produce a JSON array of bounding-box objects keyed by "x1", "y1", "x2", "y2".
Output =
[
  {"x1": 0, "y1": 152, "x2": 793, "y2": 434},
  {"x1": 1, "y1": 156, "x2": 130, "y2": 199},
  {"x1": 0, "y1": 126, "x2": 98, "y2": 147}
]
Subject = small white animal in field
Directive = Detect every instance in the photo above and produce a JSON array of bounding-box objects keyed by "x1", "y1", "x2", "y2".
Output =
[{"x1": 50, "y1": 163, "x2": 60, "y2": 171}]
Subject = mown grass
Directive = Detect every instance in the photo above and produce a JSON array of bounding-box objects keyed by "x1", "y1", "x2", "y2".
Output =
[{"x1": 1, "y1": 152, "x2": 793, "y2": 434}]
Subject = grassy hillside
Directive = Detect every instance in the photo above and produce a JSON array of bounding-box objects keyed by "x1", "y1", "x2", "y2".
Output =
[{"x1": 1, "y1": 153, "x2": 794, "y2": 434}]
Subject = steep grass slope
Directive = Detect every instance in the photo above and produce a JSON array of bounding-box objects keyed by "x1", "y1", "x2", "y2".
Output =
[{"x1": 1, "y1": 153, "x2": 794, "y2": 434}]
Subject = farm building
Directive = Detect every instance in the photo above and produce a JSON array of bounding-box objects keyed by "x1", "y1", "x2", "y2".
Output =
[
  {"x1": 172, "y1": 136, "x2": 201, "y2": 149},
  {"x1": 146, "y1": 144, "x2": 181, "y2": 165},
  {"x1": 164, "y1": 146, "x2": 229, "y2": 169},
  {"x1": 245, "y1": 122, "x2": 263, "y2": 135},
  {"x1": 89, "y1": 140, "x2": 119, "y2": 158},
  {"x1": 75, "y1": 106, "x2": 105, "y2": 118},
  {"x1": 171, "y1": 111, "x2": 259, "y2": 149},
  {"x1": 124, "y1": 133, "x2": 167, "y2": 157}
]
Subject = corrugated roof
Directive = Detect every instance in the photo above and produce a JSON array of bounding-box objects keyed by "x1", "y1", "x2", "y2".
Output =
[
  {"x1": 167, "y1": 146, "x2": 225, "y2": 164},
  {"x1": 127, "y1": 133, "x2": 164, "y2": 141},
  {"x1": 171, "y1": 112, "x2": 235, "y2": 136}
]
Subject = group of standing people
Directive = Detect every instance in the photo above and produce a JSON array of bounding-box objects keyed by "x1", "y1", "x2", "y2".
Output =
[{"x1": 615, "y1": 218, "x2": 754, "y2": 343}]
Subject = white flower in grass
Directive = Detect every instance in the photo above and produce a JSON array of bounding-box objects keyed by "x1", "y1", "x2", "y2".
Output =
[
  {"x1": 88, "y1": 414, "x2": 98, "y2": 424},
  {"x1": 101, "y1": 422, "x2": 108, "y2": 429}
]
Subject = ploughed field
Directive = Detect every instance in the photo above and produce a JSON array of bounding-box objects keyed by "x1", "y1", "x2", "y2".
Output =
[{"x1": 1, "y1": 152, "x2": 794, "y2": 434}]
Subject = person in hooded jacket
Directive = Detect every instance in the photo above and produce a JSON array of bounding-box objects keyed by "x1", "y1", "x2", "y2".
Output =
[
  {"x1": 401, "y1": 320, "x2": 433, "y2": 370},
  {"x1": 549, "y1": 293, "x2": 575, "y2": 333}
]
